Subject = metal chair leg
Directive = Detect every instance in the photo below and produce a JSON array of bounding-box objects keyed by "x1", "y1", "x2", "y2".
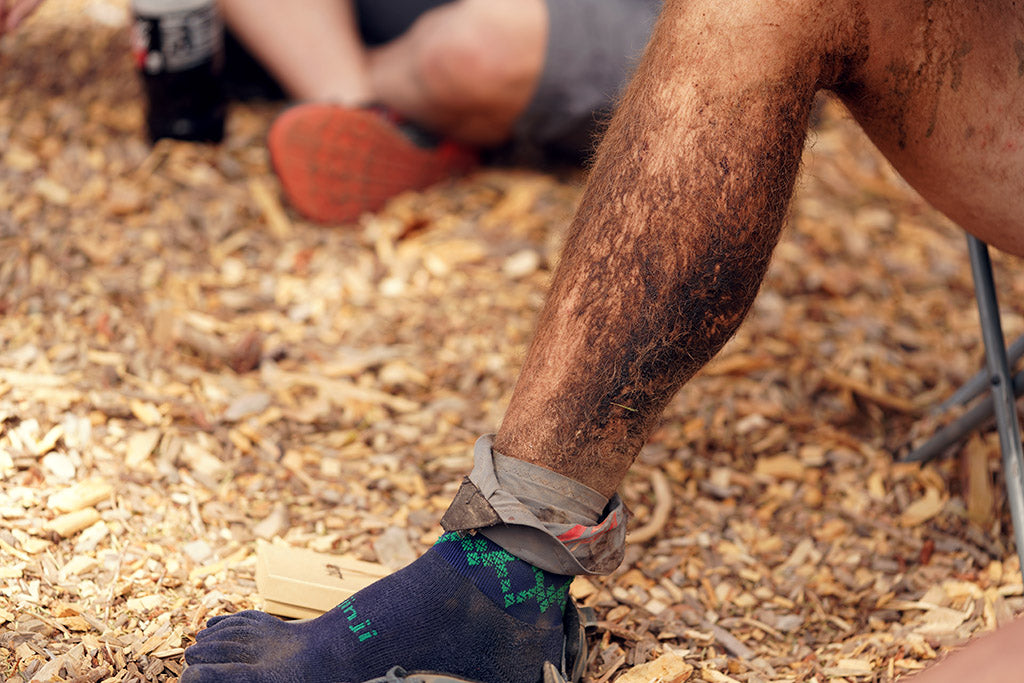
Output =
[
  {"x1": 903, "y1": 308, "x2": 1024, "y2": 463},
  {"x1": 966, "y1": 235, "x2": 1024, "y2": 574},
  {"x1": 931, "y1": 334, "x2": 1024, "y2": 415},
  {"x1": 902, "y1": 370, "x2": 1024, "y2": 464}
]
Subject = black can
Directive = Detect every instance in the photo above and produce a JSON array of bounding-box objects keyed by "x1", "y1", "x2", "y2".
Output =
[{"x1": 131, "y1": 0, "x2": 227, "y2": 143}]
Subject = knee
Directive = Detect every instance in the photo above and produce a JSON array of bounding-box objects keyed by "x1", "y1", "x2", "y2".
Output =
[
  {"x1": 407, "y1": 0, "x2": 544, "y2": 111},
  {"x1": 663, "y1": 0, "x2": 870, "y2": 87}
]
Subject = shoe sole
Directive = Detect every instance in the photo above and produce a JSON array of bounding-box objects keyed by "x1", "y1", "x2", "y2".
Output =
[{"x1": 268, "y1": 104, "x2": 477, "y2": 225}]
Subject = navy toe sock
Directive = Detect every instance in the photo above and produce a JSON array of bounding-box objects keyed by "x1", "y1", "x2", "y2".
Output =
[{"x1": 183, "y1": 535, "x2": 572, "y2": 683}]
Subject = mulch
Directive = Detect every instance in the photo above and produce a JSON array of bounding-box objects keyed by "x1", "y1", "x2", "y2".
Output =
[{"x1": 2, "y1": 3, "x2": 1023, "y2": 682}]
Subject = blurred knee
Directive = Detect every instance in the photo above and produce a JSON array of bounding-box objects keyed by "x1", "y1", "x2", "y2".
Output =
[{"x1": 407, "y1": 0, "x2": 545, "y2": 112}]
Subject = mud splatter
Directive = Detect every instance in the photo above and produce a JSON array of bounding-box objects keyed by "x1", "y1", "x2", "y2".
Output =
[
  {"x1": 846, "y1": 0, "x2": 979, "y2": 149},
  {"x1": 881, "y1": 58, "x2": 916, "y2": 150},
  {"x1": 949, "y1": 41, "x2": 973, "y2": 92}
]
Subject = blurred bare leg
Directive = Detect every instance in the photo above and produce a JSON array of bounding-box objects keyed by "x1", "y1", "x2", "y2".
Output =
[
  {"x1": 218, "y1": 0, "x2": 372, "y2": 103},
  {"x1": 906, "y1": 618, "x2": 1024, "y2": 683},
  {"x1": 367, "y1": 0, "x2": 546, "y2": 146},
  {"x1": 220, "y1": 0, "x2": 545, "y2": 146}
]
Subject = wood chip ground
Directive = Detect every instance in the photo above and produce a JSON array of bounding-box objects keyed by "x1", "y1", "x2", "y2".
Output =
[{"x1": 2, "y1": 3, "x2": 1023, "y2": 682}]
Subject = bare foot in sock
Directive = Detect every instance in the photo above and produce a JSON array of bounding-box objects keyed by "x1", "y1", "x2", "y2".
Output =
[{"x1": 182, "y1": 534, "x2": 571, "y2": 683}]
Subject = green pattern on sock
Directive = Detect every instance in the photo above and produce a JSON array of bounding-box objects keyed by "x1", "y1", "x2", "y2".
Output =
[
  {"x1": 433, "y1": 532, "x2": 570, "y2": 616},
  {"x1": 524, "y1": 566, "x2": 570, "y2": 613}
]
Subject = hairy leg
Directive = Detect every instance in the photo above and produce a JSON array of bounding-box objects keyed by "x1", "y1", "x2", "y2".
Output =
[
  {"x1": 218, "y1": 0, "x2": 373, "y2": 103},
  {"x1": 495, "y1": 0, "x2": 869, "y2": 497},
  {"x1": 838, "y1": 0, "x2": 1024, "y2": 254}
]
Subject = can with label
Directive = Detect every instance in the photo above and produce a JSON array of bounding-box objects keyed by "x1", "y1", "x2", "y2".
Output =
[{"x1": 131, "y1": 0, "x2": 227, "y2": 143}]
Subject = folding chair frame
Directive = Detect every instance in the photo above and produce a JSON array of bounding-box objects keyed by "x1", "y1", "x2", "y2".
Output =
[{"x1": 901, "y1": 235, "x2": 1024, "y2": 572}]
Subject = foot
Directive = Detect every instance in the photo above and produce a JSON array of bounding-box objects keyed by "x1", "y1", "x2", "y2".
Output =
[
  {"x1": 267, "y1": 103, "x2": 478, "y2": 225},
  {"x1": 182, "y1": 533, "x2": 571, "y2": 683}
]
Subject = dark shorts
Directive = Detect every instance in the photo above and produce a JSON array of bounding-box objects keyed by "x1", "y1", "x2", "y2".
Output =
[
  {"x1": 353, "y1": 0, "x2": 454, "y2": 46},
  {"x1": 354, "y1": 0, "x2": 661, "y2": 161},
  {"x1": 517, "y1": 0, "x2": 661, "y2": 161}
]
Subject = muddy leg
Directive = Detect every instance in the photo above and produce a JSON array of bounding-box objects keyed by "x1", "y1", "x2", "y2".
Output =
[{"x1": 495, "y1": 0, "x2": 870, "y2": 497}]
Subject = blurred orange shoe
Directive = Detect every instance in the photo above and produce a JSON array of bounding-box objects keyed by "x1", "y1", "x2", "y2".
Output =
[{"x1": 267, "y1": 103, "x2": 478, "y2": 224}]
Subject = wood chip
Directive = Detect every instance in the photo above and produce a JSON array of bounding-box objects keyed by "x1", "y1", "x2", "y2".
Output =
[
  {"x1": 130, "y1": 400, "x2": 164, "y2": 427},
  {"x1": 615, "y1": 652, "x2": 693, "y2": 682},
  {"x1": 700, "y1": 668, "x2": 741, "y2": 683},
  {"x1": 126, "y1": 429, "x2": 161, "y2": 469},
  {"x1": 46, "y1": 508, "x2": 102, "y2": 538},
  {"x1": 47, "y1": 478, "x2": 113, "y2": 513},
  {"x1": 628, "y1": 469, "x2": 673, "y2": 543},
  {"x1": 754, "y1": 454, "x2": 805, "y2": 480},
  {"x1": 823, "y1": 658, "x2": 874, "y2": 677},
  {"x1": 901, "y1": 487, "x2": 946, "y2": 527},
  {"x1": 249, "y1": 178, "x2": 293, "y2": 239}
]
